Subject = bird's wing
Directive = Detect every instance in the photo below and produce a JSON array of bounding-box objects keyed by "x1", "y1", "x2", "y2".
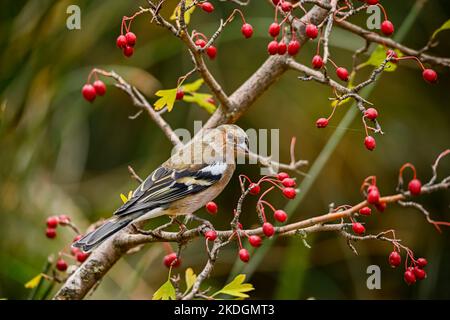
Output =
[{"x1": 113, "y1": 162, "x2": 228, "y2": 217}]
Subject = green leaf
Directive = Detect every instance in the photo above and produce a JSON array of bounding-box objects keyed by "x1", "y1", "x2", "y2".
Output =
[
  {"x1": 364, "y1": 45, "x2": 402, "y2": 72},
  {"x1": 431, "y1": 19, "x2": 450, "y2": 40},
  {"x1": 153, "y1": 279, "x2": 176, "y2": 300},
  {"x1": 183, "y1": 93, "x2": 217, "y2": 113},
  {"x1": 181, "y1": 79, "x2": 204, "y2": 93},
  {"x1": 213, "y1": 274, "x2": 254, "y2": 298},
  {"x1": 170, "y1": 0, "x2": 196, "y2": 25},
  {"x1": 154, "y1": 88, "x2": 177, "y2": 112},
  {"x1": 185, "y1": 268, "x2": 197, "y2": 292},
  {"x1": 25, "y1": 274, "x2": 43, "y2": 289}
]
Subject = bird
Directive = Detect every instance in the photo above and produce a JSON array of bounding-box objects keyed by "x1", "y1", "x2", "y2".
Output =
[{"x1": 73, "y1": 124, "x2": 249, "y2": 252}]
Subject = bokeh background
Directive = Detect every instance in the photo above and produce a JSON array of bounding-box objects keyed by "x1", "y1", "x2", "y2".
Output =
[{"x1": 1, "y1": 0, "x2": 449, "y2": 299}]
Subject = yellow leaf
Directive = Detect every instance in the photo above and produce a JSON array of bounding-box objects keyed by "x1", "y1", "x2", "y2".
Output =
[
  {"x1": 331, "y1": 96, "x2": 351, "y2": 108},
  {"x1": 181, "y1": 79, "x2": 204, "y2": 93},
  {"x1": 153, "y1": 279, "x2": 176, "y2": 300},
  {"x1": 120, "y1": 193, "x2": 128, "y2": 204},
  {"x1": 154, "y1": 88, "x2": 177, "y2": 112},
  {"x1": 170, "y1": 0, "x2": 196, "y2": 25},
  {"x1": 185, "y1": 268, "x2": 197, "y2": 292},
  {"x1": 183, "y1": 93, "x2": 217, "y2": 113},
  {"x1": 127, "y1": 190, "x2": 133, "y2": 200},
  {"x1": 213, "y1": 274, "x2": 254, "y2": 298},
  {"x1": 25, "y1": 274, "x2": 43, "y2": 289},
  {"x1": 364, "y1": 45, "x2": 402, "y2": 72}
]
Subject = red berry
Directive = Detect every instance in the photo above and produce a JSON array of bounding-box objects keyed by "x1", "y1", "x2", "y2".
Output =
[
  {"x1": 281, "y1": 1, "x2": 293, "y2": 12},
  {"x1": 365, "y1": 108, "x2": 378, "y2": 120},
  {"x1": 281, "y1": 178, "x2": 296, "y2": 188},
  {"x1": 287, "y1": 40, "x2": 300, "y2": 56},
  {"x1": 206, "y1": 46, "x2": 217, "y2": 59},
  {"x1": 56, "y1": 259, "x2": 68, "y2": 271},
  {"x1": 277, "y1": 41, "x2": 287, "y2": 55},
  {"x1": 73, "y1": 234, "x2": 82, "y2": 243},
  {"x1": 367, "y1": 185, "x2": 378, "y2": 193},
  {"x1": 248, "y1": 235, "x2": 262, "y2": 247},
  {"x1": 364, "y1": 135, "x2": 376, "y2": 151},
  {"x1": 176, "y1": 89, "x2": 184, "y2": 100},
  {"x1": 404, "y1": 269, "x2": 416, "y2": 285},
  {"x1": 316, "y1": 117, "x2": 328, "y2": 128},
  {"x1": 366, "y1": 0, "x2": 378, "y2": 5},
  {"x1": 389, "y1": 251, "x2": 402, "y2": 267},
  {"x1": 367, "y1": 189, "x2": 380, "y2": 204},
  {"x1": 125, "y1": 32, "x2": 137, "y2": 46},
  {"x1": 375, "y1": 201, "x2": 387, "y2": 212},
  {"x1": 76, "y1": 251, "x2": 89, "y2": 263},
  {"x1": 205, "y1": 230, "x2": 217, "y2": 241},
  {"x1": 205, "y1": 201, "x2": 218, "y2": 215},
  {"x1": 269, "y1": 23, "x2": 281, "y2": 37},
  {"x1": 359, "y1": 206, "x2": 372, "y2": 216},
  {"x1": 82, "y1": 84, "x2": 96, "y2": 102},
  {"x1": 93, "y1": 80, "x2": 106, "y2": 96},
  {"x1": 239, "y1": 248, "x2": 250, "y2": 262},
  {"x1": 123, "y1": 45, "x2": 134, "y2": 57},
  {"x1": 267, "y1": 40, "x2": 279, "y2": 55},
  {"x1": 272, "y1": 0, "x2": 281, "y2": 5},
  {"x1": 381, "y1": 20, "x2": 394, "y2": 36},
  {"x1": 352, "y1": 222, "x2": 365, "y2": 234},
  {"x1": 237, "y1": 222, "x2": 243, "y2": 230},
  {"x1": 241, "y1": 23, "x2": 253, "y2": 38},
  {"x1": 58, "y1": 215, "x2": 71, "y2": 225},
  {"x1": 283, "y1": 187, "x2": 297, "y2": 199},
  {"x1": 163, "y1": 253, "x2": 181, "y2": 268},
  {"x1": 116, "y1": 35, "x2": 127, "y2": 48},
  {"x1": 422, "y1": 69, "x2": 438, "y2": 84},
  {"x1": 46, "y1": 228, "x2": 57, "y2": 239},
  {"x1": 46, "y1": 216, "x2": 59, "y2": 228},
  {"x1": 277, "y1": 172, "x2": 289, "y2": 181},
  {"x1": 413, "y1": 266, "x2": 427, "y2": 280},
  {"x1": 336, "y1": 67, "x2": 349, "y2": 81},
  {"x1": 71, "y1": 247, "x2": 80, "y2": 256},
  {"x1": 312, "y1": 55, "x2": 323, "y2": 69},
  {"x1": 249, "y1": 183, "x2": 261, "y2": 195},
  {"x1": 207, "y1": 97, "x2": 216, "y2": 105},
  {"x1": 195, "y1": 39, "x2": 206, "y2": 48},
  {"x1": 274, "y1": 209, "x2": 288, "y2": 222},
  {"x1": 305, "y1": 24, "x2": 319, "y2": 39},
  {"x1": 417, "y1": 258, "x2": 428, "y2": 268},
  {"x1": 408, "y1": 179, "x2": 422, "y2": 196},
  {"x1": 386, "y1": 49, "x2": 398, "y2": 63},
  {"x1": 200, "y1": 2, "x2": 214, "y2": 13},
  {"x1": 262, "y1": 222, "x2": 275, "y2": 237}
]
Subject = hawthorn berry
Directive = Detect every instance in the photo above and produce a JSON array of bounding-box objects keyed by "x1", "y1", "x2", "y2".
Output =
[
  {"x1": 388, "y1": 251, "x2": 401, "y2": 268},
  {"x1": 305, "y1": 24, "x2": 319, "y2": 39},
  {"x1": 71, "y1": 247, "x2": 81, "y2": 256},
  {"x1": 200, "y1": 2, "x2": 214, "y2": 13},
  {"x1": 365, "y1": 108, "x2": 378, "y2": 120},
  {"x1": 417, "y1": 257, "x2": 428, "y2": 268},
  {"x1": 375, "y1": 201, "x2": 387, "y2": 212},
  {"x1": 277, "y1": 172, "x2": 290, "y2": 181},
  {"x1": 205, "y1": 201, "x2": 218, "y2": 215},
  {"x1": 269, "y1": 23, "x2": 281, "y2": 37},
  {"x1": 408, "y1": 179, "x2": 422, "y2": 196},
  {"x1": 287, "y1": 40, "x2": 300, "y2": 56},
  {"x1": 123, "y1": 45, "x2": 134, "y2": 57},
  {"x1": 367, "y1": 188, "x2": 380, "y2": 204},
  {"x1": 274, "y1": 209, "x2": 288, "y2": 223},
  {"x1": 56, "y1": 259, "x2": 68, "y2": 272},
  {"x1": 364, "y1": 136, "x2": 376, "y2": 151},
  {"x1": 206, "y1": 46, "x2": 217, "y2": 59},
  {"x1": 381, "y1": 20, "x2": 394, "y2": 36},
  {"x1": 116, "y1": 35, "x2": 127, "y2": 48},
  {"x1": 404, "y1": 269, "x2": 416, "y2": 285},
  {"x1": 281, "y1": 1, "x2": 293, "y2": 12},
  {"x1": 241, "y1": 23, "x2": 254, "y2": 38},
  {"x1": 249, "y1": 183, "x2": 261, "y2": 195},
  {"x1": 267, "y1": 41, "x2": 279, "y2": 55},
  {"x1": 262, "y1": 222, "x2": 275, "y2": 237},
  {"x1": 163, "y1": 253, "x2": 181, "y2": 268},
  {"x1": 205, "y1": 230, "x2": 217, "y2": 241},
  {"x1": 82, "y1": 84, "x2": 96, "y2": 102},
  {"x1": 58, "y1": 214, "x2": 71, "y2": 225},
  {"x1": 277, "y1": 41, "x2": 287, "y2": 55},
  {"x1": 248, "y1": 235, "x2": 262, "y2": 247},
  {"x1": 283, "y1": 187, "x2": 297, "y2": 199},
  {"x1": 281, "y1": 178, "x2": 296, "y2": 188},
  {"x1": 76, "y1": 251, "x2": 89, "y2": 263},
  {"x1": 239, "y1": 248, "x2": 250, "y2": 262},
  {"x1": 93, "y1": 80, "x2": 106, "y2": 96},
  {"x1": 359, "y1": 206, "x2": 372, "y2": 216},
  {"x1": 73, "y1": 234, "x2": 82, "y2": 243},
  {"x1": 422, "y1": 69, "x2": 438, "y2": 84},
  {"x1": 176, "y1": 89, "x2": 184, "y2": 100},
  {"x1": 125, "y1": 32, "x2": 137, "y2": 46},
  {"x1": 272, "y1": 0, "x2": 281, "y2": 5},
  {"x1": 336, "y1": 67, "x2": 349, "y2": 81},
  {"x1": 366, "y1": 0, "x2": 378, "y2": 5},
  {"x1": 195, "y1": 39, "x2": 207, "y2": 48},
  {"x1": 352, "y1": 222, "x2": 365, "y2": 235},
  {"x1": 46, "y1": 216, "x2": 59, "y2": 228},
  {"x1": 413, "y1": 266, "x2": 427, "y2": 280},
  {"x1": 316, "y1": 117, "x2": 329, "y2": 128},
  {"x1": 312, "y1": 55, "x2": 323, "y2": 69},
  {"x1": 46, "y1": 228, "x2": 57, "y2": 239}
]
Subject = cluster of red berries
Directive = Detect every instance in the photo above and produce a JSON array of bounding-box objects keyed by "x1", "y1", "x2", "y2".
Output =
[
  {"x1": 45, "y1": 215, "x2": 71, "y2": 239},
  {"x1": 81, "y1": 80, "x2": 106, "y2": 102},
  {"x1": 116, "y1": 31, "x2": 137, "y2": 57},
  {"x1": 55, "y1": 235, "x2": 89, "y2": 271},
  {"x1": 388, "y1": 251, "x2": 428, "y2": 285},
  {"x1": 194, "y1": 35, "x2": 217, "y2": 60}
]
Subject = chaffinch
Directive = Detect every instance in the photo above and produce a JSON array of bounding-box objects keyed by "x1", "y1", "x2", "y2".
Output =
[{"x1": 74, "y1": 124, "x2": 249, "y2": 251}]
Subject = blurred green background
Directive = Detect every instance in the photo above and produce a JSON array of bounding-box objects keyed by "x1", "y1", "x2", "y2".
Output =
[{"x1": 1, "y1": 0, "x2": 449, "y2": 299}]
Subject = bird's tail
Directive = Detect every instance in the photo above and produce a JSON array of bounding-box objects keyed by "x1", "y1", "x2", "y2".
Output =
[{"x1": 72, "y1": 218, "x2": 133, "y2": 252}]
